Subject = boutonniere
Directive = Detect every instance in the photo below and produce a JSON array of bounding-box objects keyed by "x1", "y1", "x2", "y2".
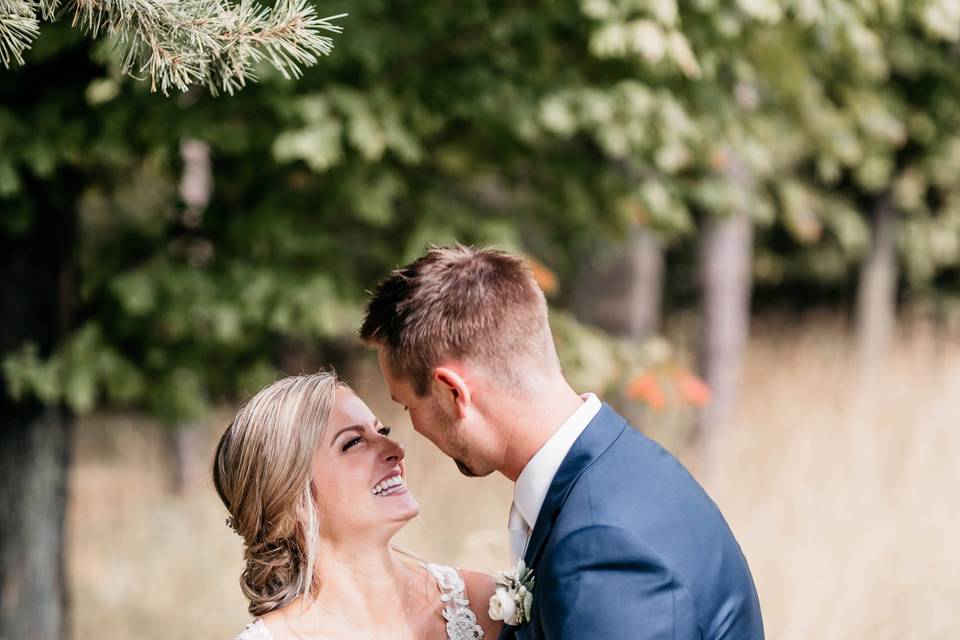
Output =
[{"x1": 488, "y1": 560, "x2": 535, "y2": 626}]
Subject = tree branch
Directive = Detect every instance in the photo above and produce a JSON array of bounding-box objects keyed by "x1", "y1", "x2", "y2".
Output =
[{"x1": 0, "y1": 0, "x2": 346, "y2": 95}]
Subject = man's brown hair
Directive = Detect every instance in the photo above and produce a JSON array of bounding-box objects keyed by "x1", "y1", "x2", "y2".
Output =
[{"x1": 360, "y1": 245, "x2": 556, "y2": 396}]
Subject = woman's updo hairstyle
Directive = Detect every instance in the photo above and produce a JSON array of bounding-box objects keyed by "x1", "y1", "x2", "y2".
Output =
[{"x1": 212, "y1": 372, "x2": 343, "y2": 616}]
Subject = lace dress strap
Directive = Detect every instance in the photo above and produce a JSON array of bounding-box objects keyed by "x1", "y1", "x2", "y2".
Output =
[
  {"x1": 233, "y1": 618, "x2": 272, "y2": 640},
  {"x1": 425, "y1": 563, "x2": 484, "y2": 640}
]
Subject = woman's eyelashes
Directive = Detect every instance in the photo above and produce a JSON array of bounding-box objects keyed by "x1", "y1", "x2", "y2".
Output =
[{"x1": 341, "y1": 426, "x2": 392, "y2": 452}]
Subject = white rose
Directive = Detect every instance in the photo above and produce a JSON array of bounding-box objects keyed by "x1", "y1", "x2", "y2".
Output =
[{"x1": 489, "y1": 587, "x2": 517, "y2": 623}]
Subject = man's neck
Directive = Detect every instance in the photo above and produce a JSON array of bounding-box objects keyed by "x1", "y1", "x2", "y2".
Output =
[{"x1": 497, "y1": 380, "x2": 585, "y2": 482}]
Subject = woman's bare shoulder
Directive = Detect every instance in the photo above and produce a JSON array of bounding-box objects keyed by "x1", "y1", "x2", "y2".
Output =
[{"x1": 460, "y1": 569, "x2": 502, "y2": 638}]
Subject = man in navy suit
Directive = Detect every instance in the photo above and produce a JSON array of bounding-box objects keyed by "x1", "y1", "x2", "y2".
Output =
[{"x1": 361, "y1": 245, "x2": 764, "y2": 639}]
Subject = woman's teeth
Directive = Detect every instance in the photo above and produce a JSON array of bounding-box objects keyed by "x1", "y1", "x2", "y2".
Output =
[{"x1": 371, "y1": 475, "x2": 405, "y2": 496}]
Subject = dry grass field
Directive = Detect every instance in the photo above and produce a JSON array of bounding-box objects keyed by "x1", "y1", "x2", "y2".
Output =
[{"x1": 67, "y1": 317, "x2": 960, "y2": 639}]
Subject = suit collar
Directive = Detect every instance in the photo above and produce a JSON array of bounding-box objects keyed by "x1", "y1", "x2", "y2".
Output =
[{"x1": 522, "y1": 403, "x2": 627, "y2": 571}]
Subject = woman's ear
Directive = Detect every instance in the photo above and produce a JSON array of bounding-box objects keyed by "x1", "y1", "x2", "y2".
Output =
[{"x1": 433, "y1": 366, "x2": 471, "y2": 419}]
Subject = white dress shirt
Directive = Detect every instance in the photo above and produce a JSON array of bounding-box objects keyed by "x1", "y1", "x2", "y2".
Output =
[{"x1": 508, "y1": 393, "x2": 602, "y2": 564}]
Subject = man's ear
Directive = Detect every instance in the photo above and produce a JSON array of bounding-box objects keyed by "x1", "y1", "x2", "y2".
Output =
[{"x1": 433, "y1": 366, "x2": 471, "y2": 419}]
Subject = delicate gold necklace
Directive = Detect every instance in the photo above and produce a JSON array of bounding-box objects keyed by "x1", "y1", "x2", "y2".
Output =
[{"x1": 293, "y1": 564, "x2": 416, "y2": 640}]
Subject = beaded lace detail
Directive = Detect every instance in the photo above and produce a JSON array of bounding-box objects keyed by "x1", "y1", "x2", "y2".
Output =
[
  {"x1": 232, "y1": 564, "x2": 483, "y2": 640},
  {"x1": 233, "y1": 618, "x2": 270, "y2": 640},
  {"x1": 425, "y1": 563, "x2": 485, "y2": 640}
]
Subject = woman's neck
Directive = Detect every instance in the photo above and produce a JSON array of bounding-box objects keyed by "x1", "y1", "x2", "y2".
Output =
[{"x1": 281, "y1": 538, "x2": 416, "y2": 635}]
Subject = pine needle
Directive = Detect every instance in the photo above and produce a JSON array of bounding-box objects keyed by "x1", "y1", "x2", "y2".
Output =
[{"x1": 0, "y1": 0, "x2": 346, "y2": 94}]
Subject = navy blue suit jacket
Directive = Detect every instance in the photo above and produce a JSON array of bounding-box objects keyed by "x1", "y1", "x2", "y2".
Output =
[{"x1": 499, "y1": 404, "x2": 763, "y2": 640}]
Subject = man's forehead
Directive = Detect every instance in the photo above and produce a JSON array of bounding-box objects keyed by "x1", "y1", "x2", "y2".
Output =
[
  {"x1": 376, "y1": 350, "x2": 407, "y2": 396},
  {"x1": 376, "y1": 351, "x2": 392, "y2": 375},
  {"x1": 385, "y1": 376, "x2": 410, "y2": 400}
]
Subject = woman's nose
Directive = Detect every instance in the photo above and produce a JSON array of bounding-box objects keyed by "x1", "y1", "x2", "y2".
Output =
[{"x1": 381, "y1": 437, "x2": 405, "y2": 464}]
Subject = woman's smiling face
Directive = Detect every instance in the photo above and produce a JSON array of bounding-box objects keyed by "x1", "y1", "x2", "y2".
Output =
[{"x1": 312, "y1": 386, "x2": 420, "y2": 540}]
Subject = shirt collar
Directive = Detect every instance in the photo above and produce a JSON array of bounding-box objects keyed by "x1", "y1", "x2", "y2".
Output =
[{"x1": 513, "y1": 393, "x2": 602, "y2": 530}]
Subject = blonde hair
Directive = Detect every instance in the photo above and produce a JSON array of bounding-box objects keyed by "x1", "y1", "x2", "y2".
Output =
[{"x1": 212, "y1": 372, "x2": 344, "y2": 616}]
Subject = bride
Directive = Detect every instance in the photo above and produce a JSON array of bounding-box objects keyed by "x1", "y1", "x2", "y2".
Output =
[{"x1": 213, "y1": 371, "x2": 501, "y2": 640}]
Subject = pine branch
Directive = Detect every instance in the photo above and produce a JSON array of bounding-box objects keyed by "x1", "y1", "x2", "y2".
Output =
[
  {"x1": 35, "y1": 0, "x2": 58, "y2": 20},
  {"x1": 0, "y1": 0, "x2": 346, "y2": 95},
  {"x1": 202, "y1": 0, "x2": 347, "y2": 95},
  {"x1": 0, "y1": 0, "x2": 39, "y2": 67}
]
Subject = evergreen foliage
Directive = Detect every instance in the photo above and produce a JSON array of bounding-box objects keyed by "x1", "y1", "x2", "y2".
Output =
[{"x1": 0, "y1": 0, "x2": 345, "y2": 93}]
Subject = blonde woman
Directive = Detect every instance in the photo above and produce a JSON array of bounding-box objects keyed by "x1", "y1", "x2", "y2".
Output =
[{"x1": 213, "y1": 372, "x2": 501, "y2": 640}]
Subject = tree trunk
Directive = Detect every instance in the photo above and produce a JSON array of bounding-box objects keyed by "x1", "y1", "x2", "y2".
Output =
[
  {"x1": 0, "y1": 174, "x2": 78, "y2": 640},
  {"x1": 160, "y1": 138, "x2": 214, "y2": 494},
  {"x1": 698, "y1": 154, "x2": 754, "y2": 440},
  {"x1": 179, "y1": 137, "x2": 212, "y2": 227},
  {"x1": 856, "y1": 197, "x2": 898, "y2": 377},
  {"x1": 572, "y1": 225, "x2": 664, "y2": 340},
  {"x1": 0, "y1": 406, "x2": 71, "y2": 640},
  {"x1": 165, "y1": 426, "x2": 200, "y2": 494}
]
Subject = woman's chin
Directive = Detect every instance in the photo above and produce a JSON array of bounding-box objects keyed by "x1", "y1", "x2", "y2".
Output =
[{"x1": 372, "y1": 488, "x2": 420, "y2": 523}]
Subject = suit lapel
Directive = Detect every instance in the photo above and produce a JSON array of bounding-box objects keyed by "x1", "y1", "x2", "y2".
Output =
[
  {"x1": 497, "y1": 404, "x2": 627, "y2": 640},
  {"x1": 523, "y1": 403, "x2": 627, "y2": 572}
]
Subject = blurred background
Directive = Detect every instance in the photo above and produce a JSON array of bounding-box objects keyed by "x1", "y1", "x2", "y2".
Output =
[{"x1": 2, "y1": 1, "x2": 960, "y2": 638}]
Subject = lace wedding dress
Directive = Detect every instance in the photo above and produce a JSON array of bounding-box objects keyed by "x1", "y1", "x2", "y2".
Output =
[{"x1": 233, "y1": 563, "x2": 484, "y2": 640}]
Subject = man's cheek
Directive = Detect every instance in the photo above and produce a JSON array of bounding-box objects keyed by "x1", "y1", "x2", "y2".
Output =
[{"x1": 411, "y1": 418, "x2": 429, "y2": 437}]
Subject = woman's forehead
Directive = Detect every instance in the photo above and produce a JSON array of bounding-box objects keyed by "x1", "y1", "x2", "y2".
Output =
[{"x1": 330, "y1": 387, "x2": 376, "y2": 426}]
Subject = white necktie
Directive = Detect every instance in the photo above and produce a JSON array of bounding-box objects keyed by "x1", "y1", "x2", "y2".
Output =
[{"x1": 508, "y1": 502, "x2": 531, "y2": 566}]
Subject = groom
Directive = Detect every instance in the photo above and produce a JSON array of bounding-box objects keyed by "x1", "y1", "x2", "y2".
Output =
[{"x1": 361, "y1": 245, "x2": 764, "y2": 639}]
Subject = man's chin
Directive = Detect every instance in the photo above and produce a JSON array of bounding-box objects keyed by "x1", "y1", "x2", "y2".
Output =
[{"x1": 455, "y1": 459, "x2": 492, "y2": 478}]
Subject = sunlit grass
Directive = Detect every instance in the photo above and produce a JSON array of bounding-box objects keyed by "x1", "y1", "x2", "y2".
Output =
[
  {"x1": 68, "y1": 317, "x2": 960, "y2": 639},
  {"x1": 707, "y1": 316, "x2": 960, "y2": 639}
]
